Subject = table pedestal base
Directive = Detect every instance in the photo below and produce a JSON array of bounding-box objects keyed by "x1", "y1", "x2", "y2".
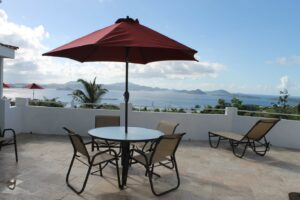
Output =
[{"x1": 120, "y1": 141, "x2": 130, "y2": 189}]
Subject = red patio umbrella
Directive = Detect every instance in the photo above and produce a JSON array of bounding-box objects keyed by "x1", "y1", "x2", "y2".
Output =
[
  {"x1": 43, "y1": 16, "x2": 197, "y2": 133},
  {"x1": 3, "y1": 83, "x2": 11, "y2": 88},
  {"x1": 26, "y1": 83, "x2": 44, "y2": 99}
]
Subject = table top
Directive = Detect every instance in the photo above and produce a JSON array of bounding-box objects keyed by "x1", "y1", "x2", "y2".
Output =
[{"x1": 88, "y1": 126, "x2": 163, "y2": 142}]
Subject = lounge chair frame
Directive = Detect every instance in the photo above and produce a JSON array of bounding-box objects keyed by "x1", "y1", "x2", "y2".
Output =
[
  {"x1": 208, "y1": 119, "x2": 279, "y2": 158},
  {"x1": 63, "y1": 127, "x2": 121, "y2": 194},
  {"x1": 130, "y1": 133, "x2": 185, "y2": 196},
  {"x1": 0, "y1": 128, "x2": 18, "y2": 162}
]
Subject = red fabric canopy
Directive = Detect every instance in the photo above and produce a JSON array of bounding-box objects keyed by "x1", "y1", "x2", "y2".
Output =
[
  {"x1": 43, "y1": 16, "x2": 197, "y2": 133},
  {"x1": 3, "y1": 83, "x2": 11, "y2": 88},
  {"x1": 43, "y1": 17, "x2": 197, "y2": 64},
  {"x1": 26, "y1": 83, "x2": 44, "y2": 89}
]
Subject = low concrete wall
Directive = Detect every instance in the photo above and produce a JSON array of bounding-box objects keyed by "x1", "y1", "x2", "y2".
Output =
[{"x1": 2, "y1": 98, "x2": 300, "y2": 149}]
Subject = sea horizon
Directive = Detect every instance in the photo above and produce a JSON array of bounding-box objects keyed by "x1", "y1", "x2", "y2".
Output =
[{"x1": 3, "y1": 88, "x2": 300, "y2": 109}]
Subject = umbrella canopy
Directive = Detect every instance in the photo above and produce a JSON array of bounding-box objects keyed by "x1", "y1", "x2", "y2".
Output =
[
  {"x1": 3, "y1": 83, "x2": 11, "y2": 88},
  {"x1": 25, "y1": 83, "x2": 44, "y2": 89},
  {"x1": 43, "y1": 16, "x2": 197, "y2": 133},
  {"x1": 25, "y1": 83, "x2": 44, "y2": 99},
  {"x1": 43, "y1": 17, "x2": 197, "y2": 63}
]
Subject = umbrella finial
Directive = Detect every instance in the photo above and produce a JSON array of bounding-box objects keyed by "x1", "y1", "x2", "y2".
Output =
[{"x1": 115, "y1": 16, "x2": 139, "y2": 24}]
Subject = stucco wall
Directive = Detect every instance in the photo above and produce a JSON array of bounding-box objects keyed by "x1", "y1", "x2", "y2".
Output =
[{"x1": 3, "y1": 98, "x2": 300, "y2": 149}]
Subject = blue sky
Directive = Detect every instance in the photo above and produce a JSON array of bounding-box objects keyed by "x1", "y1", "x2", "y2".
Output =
[{"x1": 1, "y1": 0, "x2": 300, "y2": 95}]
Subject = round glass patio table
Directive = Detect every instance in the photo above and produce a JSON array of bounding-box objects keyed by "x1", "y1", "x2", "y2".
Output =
[{"x1": 88, "y1": 126, "x2": 163, "y2": 189}]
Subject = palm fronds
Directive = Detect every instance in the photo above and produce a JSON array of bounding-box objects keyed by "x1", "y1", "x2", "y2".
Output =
[{"x1": 72, "y1": 77, "x2": 108, "y2": 108}]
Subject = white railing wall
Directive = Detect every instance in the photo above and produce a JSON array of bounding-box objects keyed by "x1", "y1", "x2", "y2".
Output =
[{"x1": 2, "y1": 98, "x2": 300, "y2": 149}]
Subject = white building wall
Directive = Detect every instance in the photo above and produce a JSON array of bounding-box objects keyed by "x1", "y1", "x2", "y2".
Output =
[{"x1": 3, "y1": 98, "x2": 300, "y2": 149}]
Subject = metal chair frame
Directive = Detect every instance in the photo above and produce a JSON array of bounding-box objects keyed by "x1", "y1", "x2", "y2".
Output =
[
  {"x1": 133, "y1": 120, "x2": 179, "y2": 169},
  {"x1": 92, "y1": 116, "x2": 121, "y2": 154},
  {"x1": 208, "y1": 119, "x2": 279, "y2": 158},
  {"x1": 63, "y1": 127, "x2": 121, "y2": 194},
  {"x1": 130, "y1": 133, "x2": 185, "y2": 196},
  {"x1": 0, "y1": 128, "x2": 18, "y2": 162}
]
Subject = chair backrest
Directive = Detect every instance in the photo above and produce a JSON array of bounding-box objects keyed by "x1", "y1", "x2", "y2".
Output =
[
  {"x1": 156, "y1": 120, "x2": 179, "y2": 135},
  {"x1": 95, "y1": 115, "x2": 120, "y2": 128},
  {"x1": 150, "y1": 133, "x2": 186, "y2": 164},
  {"x1": 245, "y1": 119, "x2": 280, "y2": 141},
  {"x1": 63, "y1": 127, "x2": 90, "y2": 159}
]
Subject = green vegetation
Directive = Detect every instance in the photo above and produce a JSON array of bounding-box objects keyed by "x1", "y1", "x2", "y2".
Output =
[
  {"x1": 29, "y1": 97, "x2": 64, "y2": 107},
  {"x1": 202, "y1": 90, "x2": 300, "y2": 120},
  {"x1": 133, "y1": 106, "x2": 186, "y2": 113},
  {"x1": 97, "y1": 104, "x2": 120, "y2": 110},
  {"x1": 71, "y1": 77, "x2": 107, "y2": 109}
]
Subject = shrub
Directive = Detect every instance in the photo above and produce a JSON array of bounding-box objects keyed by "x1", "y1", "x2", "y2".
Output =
[{"x1": 29, "y1": 100, "x2": 64, "y2": 107}]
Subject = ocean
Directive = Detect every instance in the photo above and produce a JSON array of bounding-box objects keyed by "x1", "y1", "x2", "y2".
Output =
[{"x1": 3, "y1": 88, "x2": 300, "y2": 109}]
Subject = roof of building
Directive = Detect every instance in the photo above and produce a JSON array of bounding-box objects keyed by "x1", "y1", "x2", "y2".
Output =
[{"x1": 0, "y1": 42, "x2": 19, "y2": 50}]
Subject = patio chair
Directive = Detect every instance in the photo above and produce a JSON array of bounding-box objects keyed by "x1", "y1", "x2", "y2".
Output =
[
  {"x1": 63, "y1": 127, "x2": 121, "y2": 194},
  {"x1": 136, "y1": 120, "x2": 179, "y2": 152},
  {"x1": 130, "y1": 133, "x2": 185, "y2": 196},
  {"x1": 208, "y1": 118, "x2": 280, "y2": 158},
  {"x1": 92, "y1": 115, "x2": 120, "y2": 151},
  {"x1": 0, "y1": 128, "x2": 18, "y2": 162}
]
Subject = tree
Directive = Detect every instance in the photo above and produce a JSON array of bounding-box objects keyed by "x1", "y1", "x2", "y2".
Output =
[
  {"x1": 231, "y1": 97, "x2": 243, "y2": 109},
  {"x1": 278, "y1": 89, "x2": 289, "y2": 109},
  {"x1": 215, "y1": 98, "x2": 226, "y2": 109},
  {"x1": 71, "y1": 77, "x2": 108, "y2": 108}
]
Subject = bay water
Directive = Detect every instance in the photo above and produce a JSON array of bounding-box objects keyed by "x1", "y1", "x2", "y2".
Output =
[{"x1": 3, "y1": 88, "x2": 300, "y2": 109}]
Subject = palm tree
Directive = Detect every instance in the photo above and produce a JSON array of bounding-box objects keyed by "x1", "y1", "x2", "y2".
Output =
[{"x1": 72, "y1": 77, "x2": 108, "y2": 108}]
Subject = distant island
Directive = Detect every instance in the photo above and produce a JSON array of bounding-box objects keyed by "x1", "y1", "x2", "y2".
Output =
[{"x1": 9, "y1": 81, "x2": 268, "y2": 100}]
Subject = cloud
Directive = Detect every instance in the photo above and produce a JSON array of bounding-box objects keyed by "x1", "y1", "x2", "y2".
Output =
[
  {"x1": 0, "y1": 9, "x2": 225, "y2": 86},
  {"x1": 266, "y1": 56, "x2": 300, "y2": 66},
  {"x1": 277, "y1": 75, "x2": 288, "y2": 90},
  {"x1": 130, "y1": 60, "x2": 225, "y2": 80}
]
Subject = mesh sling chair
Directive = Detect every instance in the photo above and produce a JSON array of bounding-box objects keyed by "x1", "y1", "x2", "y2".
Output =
[
  {"x1": 0, "y1": 128, "x2": 18, "y2": 162},
  {"x1": 208, "y1": 119, "x2": 280, "y2": 158},
  {"x1": 130, "y1": 133, "x2": 185, "y2": 196},
  {"x1": 63, "y1": 127, "x2": 121, "y2": 194},
  {"x1": 92, "y1": 116, "x2": 120, "y2": 151},
  {"x1": 135, "y1": 120, "x2": 179, "y2": 152}
]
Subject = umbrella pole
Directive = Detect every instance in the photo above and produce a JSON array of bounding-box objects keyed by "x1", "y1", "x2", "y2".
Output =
[{"x1": 124, "y1": 47, "x2": 130, "y2": 133}]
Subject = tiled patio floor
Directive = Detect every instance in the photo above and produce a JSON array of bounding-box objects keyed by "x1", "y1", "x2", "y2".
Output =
[{"x1": 1, "y1": 133, "x2": 300, "y2": 200}]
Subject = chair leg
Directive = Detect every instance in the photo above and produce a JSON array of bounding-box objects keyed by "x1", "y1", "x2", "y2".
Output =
[
  {"x1": 230, "y1": 140, "x2": 248, "y2": 158},
  {"x1": 159, "y1": 156, "x2": 175, "y2": 169},
  {"x1": 252, "y1": 137, "x2": 270, "y2": 156},
  {"x1": 14, "y1": 135, "x2": 18, "y2": 162},
  {"x1": 99, "y1": 163, "x2": 103, "y2": 176},
  {"x1": 115, "y1": 158, "x2": 121, "y2": 189},
  {"x1": 66, "y1": 154, "x2": 92, "y2": 195},
  {"x1": 148, "y1": 158, "x2": 181, "y2": 196},
  {"x1": 91, "y1": 137, "x2": 95, "y2": 152},
  {"x1": 208, "y1": 132, "x2": 221, "y2": 148}
]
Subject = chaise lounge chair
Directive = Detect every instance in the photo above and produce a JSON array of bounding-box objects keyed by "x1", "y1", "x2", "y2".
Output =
[{"x1": 208, "y1": 118, "x2": 280, "y2": 158}]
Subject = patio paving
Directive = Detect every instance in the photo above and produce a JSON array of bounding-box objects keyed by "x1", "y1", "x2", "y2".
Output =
[{"x1": 1, "y1": 133, "x2": 300, "y2": 200}]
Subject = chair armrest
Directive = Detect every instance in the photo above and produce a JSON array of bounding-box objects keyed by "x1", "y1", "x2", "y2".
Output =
[
  {"x1": 130, "y1": 148, "x2": 145, "y2": 156},
  {"x1": 129, "y1": 148, "x2": 150, "y2": 166},
  {"x1": 91, "y1": 148, "x2": 119, "y2": 161},
  {"x1": 84, "y1": 141, "x2": 92, "y2": 145},
  {"x1": 2, "y1": 128, "x2": 16, "y2": 138}
]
